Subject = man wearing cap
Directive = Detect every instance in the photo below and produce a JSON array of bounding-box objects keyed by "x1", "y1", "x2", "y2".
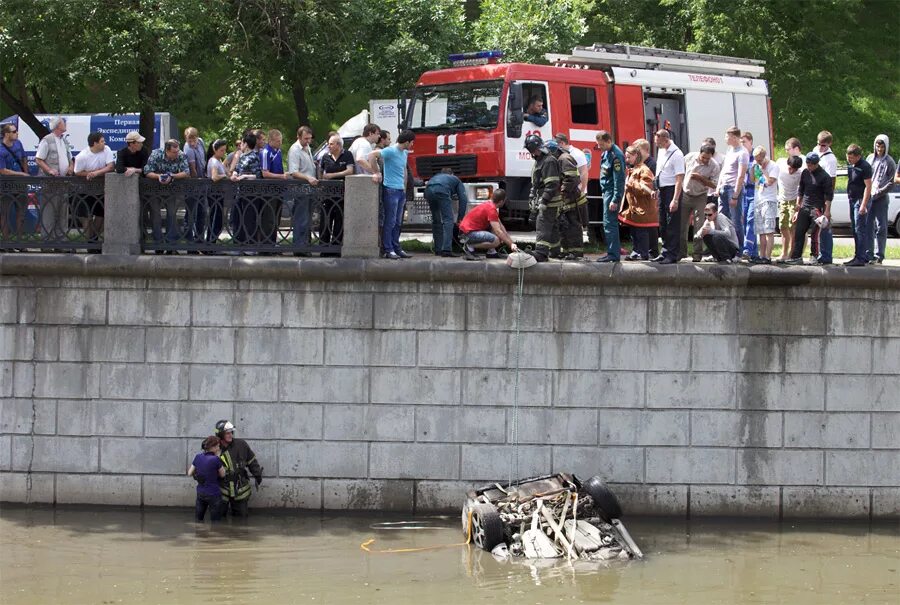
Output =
[
  {"x1": 116, "y1": 131, "x2": 149, "y2": 177},
  {"x1": 784, "y1": 152, "x2": 834, "y2": 265}
]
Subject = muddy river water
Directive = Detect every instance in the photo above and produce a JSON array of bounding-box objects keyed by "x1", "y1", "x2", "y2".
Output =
[{"x1": 1, "y1": 506, "x2": 897, "y2": 604}]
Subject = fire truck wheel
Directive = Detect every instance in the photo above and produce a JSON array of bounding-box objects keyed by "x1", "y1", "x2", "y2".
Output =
[
  {"x1": 470, "y1": 503, "x2": 505, "y2": 551},
  {"x1": 583, "y1": 475, "x2": 623, "y2": 522}
]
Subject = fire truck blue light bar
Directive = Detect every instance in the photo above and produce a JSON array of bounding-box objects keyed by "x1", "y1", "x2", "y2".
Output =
[{"x1": 448, "y1": 50, "x2": 504, "y2": 66}]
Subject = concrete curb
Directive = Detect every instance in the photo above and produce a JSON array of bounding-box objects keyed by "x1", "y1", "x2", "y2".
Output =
[{"x1": 1, "y1": 253, "x2": 899, "y2": 289}]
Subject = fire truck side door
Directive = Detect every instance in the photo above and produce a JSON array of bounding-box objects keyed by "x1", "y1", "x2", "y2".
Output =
[{"x1": 504, "y1": 81, "x2": 550, "y2": 178}]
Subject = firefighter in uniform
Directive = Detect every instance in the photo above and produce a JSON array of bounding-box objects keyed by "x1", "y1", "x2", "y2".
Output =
[
  {"x1": 595, "y1": 131, "x2": 627, "y2": 262},
  {"x1": 525, "y1": 134, "x2": 562, "y2": 262},
  {"x1": 546, "y1": 140, "x2": 586, "y2": 259},
  {"x1": 215, "y1": 419, "x2": 263, "y2": 517}
]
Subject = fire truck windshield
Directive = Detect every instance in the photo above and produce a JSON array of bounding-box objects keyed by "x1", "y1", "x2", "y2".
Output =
[{"x1": 404, "y1": 79, "x2": 503, "y2": 132}]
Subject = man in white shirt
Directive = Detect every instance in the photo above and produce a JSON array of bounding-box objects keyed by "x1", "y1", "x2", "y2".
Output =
[
  {"x1": 287, "y1": 125, "x2": 319, "y2": 254},
  {"x1": 73, "y1": 131, "x2": 115, "y2": 247},
  {"x1": 34, "y1": 116, "x2": 74, "y2": 241},
  {"x1": 554, "y1": 133, "x2": 589, "y2": 194},
  {"x1": 811, "y1": 130, "x2": 837, "y2": 261},
  {"x1": 651, "y1": 129, "x2": 685, "y2": 264},
  {"x1": 349, "y1": 124, "x2": 381, "y2": 174},
  {"x1": 750, "y1": 146, "x2": 780, "y2": 263},
  {"x1": 775, "y1": 138, "x2": 803, "y2": 261}
]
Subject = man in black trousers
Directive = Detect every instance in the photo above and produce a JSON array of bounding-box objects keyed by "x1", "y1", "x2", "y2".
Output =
[{"x1": 783, "y1": 152, "x2": 834, "y2": 265}]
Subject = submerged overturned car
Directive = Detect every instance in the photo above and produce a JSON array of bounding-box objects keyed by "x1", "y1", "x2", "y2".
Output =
[{"x1": 461, "y1": 473, "x2": 642, "y2": 561}]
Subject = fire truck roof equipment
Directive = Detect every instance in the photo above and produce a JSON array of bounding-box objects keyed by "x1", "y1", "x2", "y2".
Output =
[{"x1": 546, "y1": 43, "x2": 766, "y2": 79}]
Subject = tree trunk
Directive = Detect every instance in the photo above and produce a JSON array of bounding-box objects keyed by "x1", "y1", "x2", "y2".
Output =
[
  {"x1": 30, "y1": 86, "x2": 47, "y2": 114},
  {"x1": 137, "y1": 58, "x2": 159, "y2": 149},
  {"x1": 291, "y1": 81, "x2": 309, "y2": 127},
  {"x1": 0, "y1": 80, "x2": 49, "y2": 139},
  {"x1": 133, "y1": 0, "x2": 159, "y2": 150}
]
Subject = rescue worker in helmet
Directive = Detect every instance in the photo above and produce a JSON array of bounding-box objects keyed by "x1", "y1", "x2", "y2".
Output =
[
  {"x1": 215, "y1": 420, "x2": 263, "y2": 517},
  {"x1": 525, "y1": 134, "x2": 562, "y2": 262},
  {"x1": 546, "y1": 140, "x2": 585, "y2": 260}
]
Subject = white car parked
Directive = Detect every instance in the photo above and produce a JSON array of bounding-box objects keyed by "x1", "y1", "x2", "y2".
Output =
[{"x1": 829, "y1": 181, "x2": 900, "y2": 236}]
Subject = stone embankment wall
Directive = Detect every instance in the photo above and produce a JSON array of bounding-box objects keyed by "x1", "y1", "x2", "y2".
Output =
[{"x1": 1, "y1": 256, "x2": 898, "y2": 518}]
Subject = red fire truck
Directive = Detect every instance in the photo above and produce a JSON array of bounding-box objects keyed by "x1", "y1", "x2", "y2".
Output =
[{"x1": 400, "y1": 43, "x2": 773, "y2": 235}]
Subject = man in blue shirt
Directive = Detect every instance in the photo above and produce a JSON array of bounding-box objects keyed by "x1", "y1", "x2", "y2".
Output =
[
  {"x1": 369, "y1": 130, "x2": 416, "y2": 259},
  {"x1": 0, "y1": 123, "x2": 28, "y2": 174},
  {"x1": 424, "y1": 168, "x2": 469, "y2": 257},
  {"x1": 523, "y1": 96, "x2": 548, "y2": 127},
  {"x1": 740, "y1": 131, "x2": 758, "y2": 259},
  {"x1": 259, "y1": 129, "x2": 286, "y2": 247},
  {"x1": 1, "y1": 122, "x2": 29, "y2": 242},
  {"x1": 182, "y1": 127, "x2": 206, "y2": 245}
]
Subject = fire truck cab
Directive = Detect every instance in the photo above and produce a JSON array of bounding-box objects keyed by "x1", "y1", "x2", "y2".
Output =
[{"x1": 400, "y1": 44, "x2": 772, "y2": 234}]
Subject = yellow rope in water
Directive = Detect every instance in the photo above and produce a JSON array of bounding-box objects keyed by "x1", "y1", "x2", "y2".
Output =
[{"x1": 360, "y1": 510, "x2": 473, "y2": 554}]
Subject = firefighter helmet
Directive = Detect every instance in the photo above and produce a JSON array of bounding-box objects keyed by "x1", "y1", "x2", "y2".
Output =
[
  {"x1": 524, "y1": 134, "x2": 544, "y2": 154},
  {"x1": 215, "y1": 419, "x2": 235, "y2": 437},
  {"x1": 545, "y1": 139, "x2": 559, "y2": 154}
]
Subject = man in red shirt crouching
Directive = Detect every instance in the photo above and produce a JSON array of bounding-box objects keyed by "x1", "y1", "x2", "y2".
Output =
[{"x1": 458, "y1": 189, "x2": 519, "y2": 260}]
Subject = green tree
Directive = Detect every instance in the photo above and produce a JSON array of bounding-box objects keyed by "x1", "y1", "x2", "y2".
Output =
[
  {"x1": 348, "y1": 0, "x2": 466, "y2": 98},
  {"x1": 473, "y1": 0, "x2": 593, "y2": 63},
  {"x1": 584, "y1": 0, "x2": 900, "y2": 151},
  {"x1": 0, "y1": 0, "x2": 85, "y2": 138},
  {"x1": 0, "y1": 0, "x2": 217, "y2": 145},
  {"x1": 216, "y1": 0, "x2": 465, "y2": 134}
]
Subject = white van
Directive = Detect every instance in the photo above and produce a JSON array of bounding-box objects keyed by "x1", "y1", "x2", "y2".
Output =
[{"x1": 0, "y1": 112, "x2": 176, "y2": 175}]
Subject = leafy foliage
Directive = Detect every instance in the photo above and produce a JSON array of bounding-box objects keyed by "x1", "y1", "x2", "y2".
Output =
[
  {"x1": 211, "y1": 0, "x2": 464, "y2": 136},
  {"x1": 586, "y1": 0, "x2": 899, "y2": 152},
  {"x1": 1, "y1": 0, "x2": 896, "y2": 151},
  {"x1": 473, "y1": 0, "x2": 592, "y2": 63},
  {"x1": 0, "y1": 0, "x2": 216, "y2": 140}
]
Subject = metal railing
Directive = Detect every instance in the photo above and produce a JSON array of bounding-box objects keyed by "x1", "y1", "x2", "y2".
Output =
[
  {"x1": 139, "y1": 179, "x2": 344, "y2": 254},
  {"x1": 0, "y1": 176, "x2": 105, "y2": 252}
]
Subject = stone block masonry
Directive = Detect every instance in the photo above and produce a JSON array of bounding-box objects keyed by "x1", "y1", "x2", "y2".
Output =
[{"x1": 1, "y1": 256, "x2": 899, "y2": 518}]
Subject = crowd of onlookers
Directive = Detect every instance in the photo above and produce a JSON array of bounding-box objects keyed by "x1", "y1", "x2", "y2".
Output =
[
  {"x1": 598, "y1": 127, "x2": 898, "y2": 266},
  {"x1": 1, "y1": 116, "x2": 898, "y2": 264},
  {"x1": 0, "y1": 118, "x2": 398, "y2": 253}
]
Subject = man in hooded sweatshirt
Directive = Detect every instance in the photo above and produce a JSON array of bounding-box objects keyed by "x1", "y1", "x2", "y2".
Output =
[{"x1": 866, "y1": 135, "x2": 896, "y2": 264}]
